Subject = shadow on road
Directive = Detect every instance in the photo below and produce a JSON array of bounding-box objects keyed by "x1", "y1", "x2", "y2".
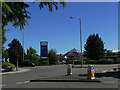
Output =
[{"x1": 79, "y1": 71, "x2": 120, "y2": 79}]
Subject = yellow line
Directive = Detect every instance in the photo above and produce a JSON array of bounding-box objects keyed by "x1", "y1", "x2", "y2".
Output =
[{"x1": 101, "y1": 70, "x2": 107, "y2": 73}]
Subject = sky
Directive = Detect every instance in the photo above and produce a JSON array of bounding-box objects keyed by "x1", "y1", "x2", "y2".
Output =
[{"x1": 4, "y1": 2, "x2": 118, "y2": 55}]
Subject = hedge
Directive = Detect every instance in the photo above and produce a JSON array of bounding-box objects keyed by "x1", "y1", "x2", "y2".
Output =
[
  {"x1": 96, "y1": 60, "x2": 114, "y2": 64},
  {"x1": 66, "y1": 60, "x2": 86, "y2": 64},
  {"x1": 66, "y1": 60, "x2": 116, "y2": 64},
  {"x1": 84, "y1": 60, "x2": 97, "y2": 64},
  {"x1": 2, "y1": 62, "x2": 16, "y2": 69}
]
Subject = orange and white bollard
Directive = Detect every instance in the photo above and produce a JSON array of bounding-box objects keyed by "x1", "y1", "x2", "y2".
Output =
[
  {"x1": 87, "y1": 65, "x2": 95, "y2": 79},
  {"x1": 67, "y1": 64, "x2": 72, "y2": 75}
]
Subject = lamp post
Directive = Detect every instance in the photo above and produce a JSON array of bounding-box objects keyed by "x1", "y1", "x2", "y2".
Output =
[
  {"x1": 22, "y1": 29, "x2": 24, "y2": 65},
  {"x1": 70, "y1": 16, "x2": 83, "y2": 68}
]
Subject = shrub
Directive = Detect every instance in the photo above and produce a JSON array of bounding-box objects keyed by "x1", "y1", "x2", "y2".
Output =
[
  {"x1": 96, "y1": 60, "x2": 114, "y2": 64},
  {"x1": 85, "y1": 60, "x2": 97, "y2": 64},
  {"x1": 2, "y1": 62, "x2": 16, "y2": 69},
  {"x1": 66, "y1": 60, "x2": 73, "y2": 64},
  {"x1": 34, "y1": 61, "x2": 42, "y2": 66},
  {"x1": 66, "y1": 60, "x2": 86, "y2": 64},
  {"x1": 42, "y1": 60, "x2": 49, "y2": 65},
  {"x1": 74, "y1": 60, "x2": 81, "y2": 64}
]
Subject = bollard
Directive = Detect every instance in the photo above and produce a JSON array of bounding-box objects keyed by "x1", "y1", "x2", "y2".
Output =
[
  {"x1": 87, "y1": 65, "x2": 91, "y2": 79},
  {"x1": 67, "y1": 64, "x2": 72, "y2": 75},
  {"x1": 87, "y1": 65, "x2": 95, "y2": 79}
]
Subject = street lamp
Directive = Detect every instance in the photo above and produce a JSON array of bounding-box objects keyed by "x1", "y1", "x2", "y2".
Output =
[
  {"x1": 70, "y1": 16, "x2": 83, "y2": 68},
  {"x1": 22, "y1": 29, "x2": 24, "y2": 64}
]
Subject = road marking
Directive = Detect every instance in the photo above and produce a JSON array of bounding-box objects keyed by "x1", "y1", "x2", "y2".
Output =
[
  {"x1": 16, "y1": 82, "x2": 24, "y2": 84},
  {"x1": 0, "y1": 84, "x2": 6, "y2": 87},
  {"x1": 24, "y1": 81, "x2": 29, "y2": 83},
  {"x1": 16, "y1": 81, "x2": 29, "y2": 84},
  {"x1": 101, "y1": 70, "x2": 108, "y2": 73}
]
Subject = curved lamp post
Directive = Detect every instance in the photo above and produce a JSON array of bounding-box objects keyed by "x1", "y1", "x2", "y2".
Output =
[{"x1": 70, "y1": 16, "x2": 83, "y2": 68}]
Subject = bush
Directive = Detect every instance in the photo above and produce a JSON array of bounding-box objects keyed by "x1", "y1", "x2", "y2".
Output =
[
  {"x1": 85, "y1": 60, "x2": 97, "y2": 64},
  {"x1": 66, "y1": 60, "x2": 86, "y2": 64},
  {"x1": 74, "y1": 60, "x2": 81, "y2": 64},
  {"x1": 34, "y1": 61, "x2": 42, "y2": 66},
  {"x1": 42, "y1": 60, "x2": 49, "y2": 65},
  {"x1": 66, "y1": 60, "x2": 115, "y2": 64},
  {"x1": 2, "y1": 62, "x2": 16, "y2": 69},
  {"x1": 96, "y1": 60, "x2": 114, "y2": 64},
  {"x1": 66, "y1": 60, "x2": 73, "y2": 64}
]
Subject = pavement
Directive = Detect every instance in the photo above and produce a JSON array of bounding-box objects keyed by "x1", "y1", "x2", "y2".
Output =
[{"x1": 0, "y1": 67, "x2": 31, "y2": 75}]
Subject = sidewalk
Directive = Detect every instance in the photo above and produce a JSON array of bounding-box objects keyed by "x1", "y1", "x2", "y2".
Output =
[{"x1": 0, "y1": 68, "x2": 31, "y2": 75}]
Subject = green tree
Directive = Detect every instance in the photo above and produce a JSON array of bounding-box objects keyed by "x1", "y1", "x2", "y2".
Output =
[
  {"x1": 2, "y1": 49, "x2": 9, "y2": 59},
  {"x1": 84, "y1": 33, "x2": 105, "y2": 60},
  {"x1": 2, "y1": 2, "x2": 66, "y2": 30},
  {"x1": 26, "y1": 47, "x2": 37, "y2": 62},
  {"x1": 8, "y1": 39, "x2": 24, "y2": 66},
  {"x1": 48, "y1": 49, "x2": 59, "y2": 65},
  {"x1": 59, "y1": 54, "x2": 65, "y2": 61},
  {"x1": 2, "y1": 29, "x2": 7, "y2": 51}
]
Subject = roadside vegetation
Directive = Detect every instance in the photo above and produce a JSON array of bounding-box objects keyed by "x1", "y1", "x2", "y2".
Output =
[{"x1": 66, "y1": 59, "x2": 118, "y2": 64}]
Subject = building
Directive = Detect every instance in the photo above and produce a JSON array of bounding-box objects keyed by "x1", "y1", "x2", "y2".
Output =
[{"x1": 64, "y1": 48, "x2": 82, "y2": 60}]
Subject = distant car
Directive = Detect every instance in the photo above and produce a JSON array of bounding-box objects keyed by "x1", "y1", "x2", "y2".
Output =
[{"x1": 22, "y1": 62, "x2": 35, "y2": 67}]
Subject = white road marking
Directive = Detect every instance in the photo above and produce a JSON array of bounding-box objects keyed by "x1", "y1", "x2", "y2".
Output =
[
  {"x1": 24, "y1": 81, "x2": 29, "y2": 83},
  {"x1": 16, "y1": 81, "x2": 30, "y2": 84},
  {"x1": 16, "y1": 82, "x2": 24, "y2": 84},
  {"x1": 0, "y1": 84, "x2": 6, "y2": 86}
]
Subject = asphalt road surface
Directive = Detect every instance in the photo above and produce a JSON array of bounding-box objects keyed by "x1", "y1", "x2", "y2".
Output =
[{"x1": 2, "y1": 64, "x2": 119, "y2": 88}]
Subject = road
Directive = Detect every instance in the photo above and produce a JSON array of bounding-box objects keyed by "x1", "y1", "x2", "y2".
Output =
[{"x1": 2, "y1": 64, "x2": 119, "y2": 88}]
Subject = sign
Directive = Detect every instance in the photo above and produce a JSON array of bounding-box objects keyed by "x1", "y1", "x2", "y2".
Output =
[
  {"x1": 7, "y1": 58, "x2": 10, "y2": 62},
  {"x1": 91, "y1": 65, "x2": 94, "y2": 70},
  {"x1": 40, "y1": 41, "x2": 48, "y2": 59},
  {"x1": 0, "y1": 58, "x2": 2, "y2": 62}
]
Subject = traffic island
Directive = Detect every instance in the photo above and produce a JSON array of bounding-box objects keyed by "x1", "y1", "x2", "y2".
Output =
[{"x1": 30, "y1": 75, "x2": 101, "y2": 82}]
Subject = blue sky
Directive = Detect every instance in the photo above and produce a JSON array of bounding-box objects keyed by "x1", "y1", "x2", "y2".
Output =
[{"x1": 4, "y1": 2, "x2": 118, "y2": 55}]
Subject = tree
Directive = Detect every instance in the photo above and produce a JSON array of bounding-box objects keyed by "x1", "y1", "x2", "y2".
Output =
[
  {"x1": 8, "y1": 39, "x2": 24, "y2": 66},
  {"x1": 26, "y1": 47, "x2": 37, "y2": 62},
  {"x1": 59, "y1": 54, "x2": 65, "y2": 61},
  {"x1": 2, "y1": 49, "x2": 9, "y2": 59},
  {"x1": 84, "y1": 33, "x2": 105, "y2": 60},
  {"x1": 48, "y1": 49, "x2": 59, "y2": 65},
  {"x1": 2, "y1": 29, "x2": 7, "y2": 50},
  {"x1": 2, "y1": 2, "x2": 66, "y2": 30}
]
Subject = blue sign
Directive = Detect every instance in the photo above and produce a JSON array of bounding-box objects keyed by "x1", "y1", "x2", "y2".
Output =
[
  {"x1": 91, "y1": 66, "x2": 94, "y2": 70},
  {"x1": 40, "y1": 41, "x2": 48, "y2": 59},
  {"x1": 0, "y1": 58, "x2": 3, "y2": 62},
  {"x1": 41, "y1": 46, "x2": 47, "y2": 57}
]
